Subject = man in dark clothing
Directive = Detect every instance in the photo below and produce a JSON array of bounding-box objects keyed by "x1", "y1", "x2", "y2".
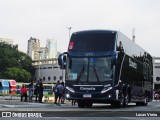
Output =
[
  {"x1": 34, "y1": 80, "x2": 39, "y2": 102},
  {"x1": 61, "y1": 82, "x2": 65, "y2": 104},
  {"x1": 29, "y1": 81, "x2": 34, "y2": 101},
  {"x1": 38, "y1": 79, "x2": 43, "y2": 103},
  {"x1": 55, "y1": 81, "x2": 64, "y2": 106},
  {"x1": 54, "y1": 80, "x2": 60, "y2": 104}
]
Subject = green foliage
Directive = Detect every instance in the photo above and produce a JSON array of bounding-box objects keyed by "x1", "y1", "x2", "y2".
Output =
[
  {"x1": 0, "y1": 42, "x2": 35, "y2": 82},
  {"x1": 3, "y1": 67, "x2": 31, "y2": 82}
]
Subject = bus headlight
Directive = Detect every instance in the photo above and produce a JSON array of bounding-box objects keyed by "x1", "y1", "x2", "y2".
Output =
[
  {"x1": 108, "y1": 94, "x2": 112, "y2": 98},
  {"x1": 66, "y1": 86, "x2": 75, "y2": 93},
  {"x1": 101, "y1": 87, "x2": 112, "y2": 94},
  {"x1": 66, "y1": 93, "x2": 70, "y2": 98}
]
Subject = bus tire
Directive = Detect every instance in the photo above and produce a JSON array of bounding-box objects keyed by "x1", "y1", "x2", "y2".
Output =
[
  {"x1": 136, "y1": 102, "x2": 141, "y2": 106},
  {"x1": 86, "y1": 103, "x2": 93, "y2": 108},
  {"x1": 111, "y1": 102, "x2": 116, "y2": 107},
  {"x1": 78, "y1": 101, "x2": 85, "y2": 108}
]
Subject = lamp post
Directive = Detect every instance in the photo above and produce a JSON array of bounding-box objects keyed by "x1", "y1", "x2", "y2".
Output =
[
  {"x1": 37, "y1": 50, "x2": 42, "y2": 80},
  {"x1": 67, "y1": 27, "x2": 72, "y2": 41}
]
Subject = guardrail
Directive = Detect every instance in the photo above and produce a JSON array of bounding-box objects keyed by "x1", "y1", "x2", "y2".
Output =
[
  {"x1": 0, "y1": 95, "x2": 55, "y2": 102},
  {"x1": 0, "y1": 95, "x2": 20, "y2": 101}
]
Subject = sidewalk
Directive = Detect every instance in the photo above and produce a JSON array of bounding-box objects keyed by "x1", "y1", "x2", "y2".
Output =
[
  {"x1": 0, "y1": 101, "x2": 53, "y2": 108},
  {"x1": 0, "y1": 100, "x2": 59, "y2": 109},
  {"x1": 0, "y1": 97, "x2": 72, "y2": 109},
  {"x1": 0, "y1": 95, "x2": 55, "y2": 103}
]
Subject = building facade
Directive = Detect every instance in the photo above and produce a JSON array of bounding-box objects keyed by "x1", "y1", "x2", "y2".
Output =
[
  {"x1": 46, "y1": 39, "x2": 57, "y2": 58},
  {"x1": 33, "y1": 58, "x2": 64, "y2": 83},
  {"x1": 28, "y1": 37, "x2": 62, "y2": 83},
  {"x1": 27, "y1": 37, "x2": 40, "y2": 60},
  {"x1": 39, "y1": 47, "x2": 49, "y2": 60},
  {"x1": 0, "y1": 38, "x2": 13, "y2": 45},
  {"x1": 153, "y1": 57, "x2": 160, "y2": 90}
]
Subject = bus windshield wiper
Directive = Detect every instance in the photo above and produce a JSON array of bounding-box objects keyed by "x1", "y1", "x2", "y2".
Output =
[
  {"x1": 76, "y1": 65, "x2": 85, "y2": 83},
  {"x1": 93, "y1": 64, "x2": 100, "y2": 82}
]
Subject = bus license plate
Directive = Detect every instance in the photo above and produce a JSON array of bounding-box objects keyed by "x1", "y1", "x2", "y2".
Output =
[{"x1": 83, "y1": 94, "x2": 91, "y2": 98}]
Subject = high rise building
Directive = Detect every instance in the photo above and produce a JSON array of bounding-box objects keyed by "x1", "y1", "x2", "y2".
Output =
[
  {"x1": 39, "y1": 47, "x2": 49, "y2": 59},
  {"x1": 0, "y1": 38, "x2": 13, "y2": 45},
  {"x1": 46, "y1": 39, "x2": 57, "y2": 58},
  {"x1": 27, "y1": 37, "x2": 40, "y2": 60}
]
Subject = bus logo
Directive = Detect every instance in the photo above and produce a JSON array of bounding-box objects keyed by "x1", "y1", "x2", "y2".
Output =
[
  {"x1": 85, "y1": 53, "x2": 93, "y2": 56},
  {"x1": 129, "y1": 58, "x2": 137, "y2": 69},
  {"x1": 80, "y1": 87, "x2": 95, "y2": 91},
  {"x1": 2, "y1": 112, "x2": 11, "y2": 117}
]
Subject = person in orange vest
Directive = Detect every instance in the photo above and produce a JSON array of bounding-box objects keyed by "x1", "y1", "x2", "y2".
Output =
[{"x1": 20, "y1": 84, "x2": 27, "y2": 102}]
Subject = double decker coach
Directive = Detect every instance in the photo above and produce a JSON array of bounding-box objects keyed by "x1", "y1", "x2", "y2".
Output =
[{"x1": 58, "y1": 30, "x2": 153, "y2": 108}]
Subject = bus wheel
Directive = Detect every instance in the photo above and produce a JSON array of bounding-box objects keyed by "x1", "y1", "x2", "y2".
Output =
[
  {"x1": 136, "y1": 102, "x2": 141, "y2": 106},
  {"x1": 78, "y1": 101, "x2": 85, "y2": 108},
  {"x1": 86, "y1": 103, "x2": 93, "y2": 108}
]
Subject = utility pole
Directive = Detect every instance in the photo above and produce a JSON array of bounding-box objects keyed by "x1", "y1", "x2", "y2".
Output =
[{"x1": 67, "y1": 27, "x2": 72, "y2": 41}]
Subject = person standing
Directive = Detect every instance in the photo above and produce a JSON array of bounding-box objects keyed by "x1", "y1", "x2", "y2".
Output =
[
  {"x1": 56, "y1": 81, "x2": 64, "y2": 106},
  {"x1": 53, "y1": 80, "x2": 60, "y2": 104},
  {"x1": 28, "y1": 81, "x2": 34, "y2": 101},
  {"x1": 34, "y1": 80, "x2": 39, "y2": 102},
  {"x1": 20, "y1": 84, "x2": 27, "y2": 102},
  {"x1": 61, "y1": 82, "x2": 65, "y2": 104},
  {"x1": 38, "y1": 79, "x2": 43, "y2": 103}
]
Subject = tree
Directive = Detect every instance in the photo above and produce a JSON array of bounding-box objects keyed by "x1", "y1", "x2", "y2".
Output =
[
  {"x1": 0, "y1": 42, "x2": 35, "y2": 82},
  {"x1": 3, "y1": 67, "x2": 31, "y2": 82}
]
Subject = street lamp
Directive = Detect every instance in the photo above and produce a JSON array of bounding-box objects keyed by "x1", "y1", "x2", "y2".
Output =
[
  {"x1": 37, "y1": 50, "x2": 42, "y2": 80},
  {"x1": 67, "y1": 27, "x2": 72, "y2": 41}
]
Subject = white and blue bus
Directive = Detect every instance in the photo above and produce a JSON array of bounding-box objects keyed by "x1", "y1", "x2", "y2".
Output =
[
  {"x1": 0, "y1": 79, "x2": 9, "y2": 94},
  {"x1": 58, "y1": 30, "x2": 153, "y2": 108}
]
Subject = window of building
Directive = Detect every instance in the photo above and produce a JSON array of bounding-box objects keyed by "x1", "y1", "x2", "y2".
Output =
[
  {"x1": 156, "y1": 77, "x2": 160, "y2": 81},
  {"x1": 59, "y1": 76, "x2": 63, "y2": 80},
  {"x1": 53, "y1": 67, "x2": 58, "y2": 68},
  {"x1": 48, "y1": 67, "x2": 52, "y2": 69},
  {"x1": 48, "y1": 76, "x2": 51, "y2": 81},
  {"x1": 155, "y1": 66, "x2": 160, "y2": 68},
  {"x1": 53, "y1": 76, "x2": 56, "y2": 81},
  {"x1": 43, "y1": 77, "x2": 45, "y2": 81}
]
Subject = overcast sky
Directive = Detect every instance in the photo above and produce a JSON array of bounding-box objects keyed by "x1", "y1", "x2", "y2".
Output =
[{"x1": 0, "y1": 0, "x2": 160, "y2": 57}]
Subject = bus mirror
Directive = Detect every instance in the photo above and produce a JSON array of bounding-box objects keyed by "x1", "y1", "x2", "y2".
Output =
[
  {"x1": 63, "y1": 55, "x2": 67, "y2": 69},
  {"x1": 58, "y1": 53, "x2": 68, "y2": 69},
  {"x1": 58, "y1": 54, "x2": 63, "y2": 66}
]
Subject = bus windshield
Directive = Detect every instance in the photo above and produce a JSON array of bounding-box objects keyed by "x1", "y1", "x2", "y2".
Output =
[
  {"x1": 68, "y1": 31, "x2": 116, "y2": 52},
  {"x1": 66, "y1": 57, "x2": 113, "y2": 83}
]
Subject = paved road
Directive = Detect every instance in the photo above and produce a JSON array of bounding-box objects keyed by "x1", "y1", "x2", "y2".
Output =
[{"x1": 0, "y1": 100, "x2": 160, "y2": 120}]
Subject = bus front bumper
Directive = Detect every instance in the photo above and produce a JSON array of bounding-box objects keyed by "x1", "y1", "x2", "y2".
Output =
[{"x1": 65, "y1": 91, "x2": 115, "y2": 103}]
